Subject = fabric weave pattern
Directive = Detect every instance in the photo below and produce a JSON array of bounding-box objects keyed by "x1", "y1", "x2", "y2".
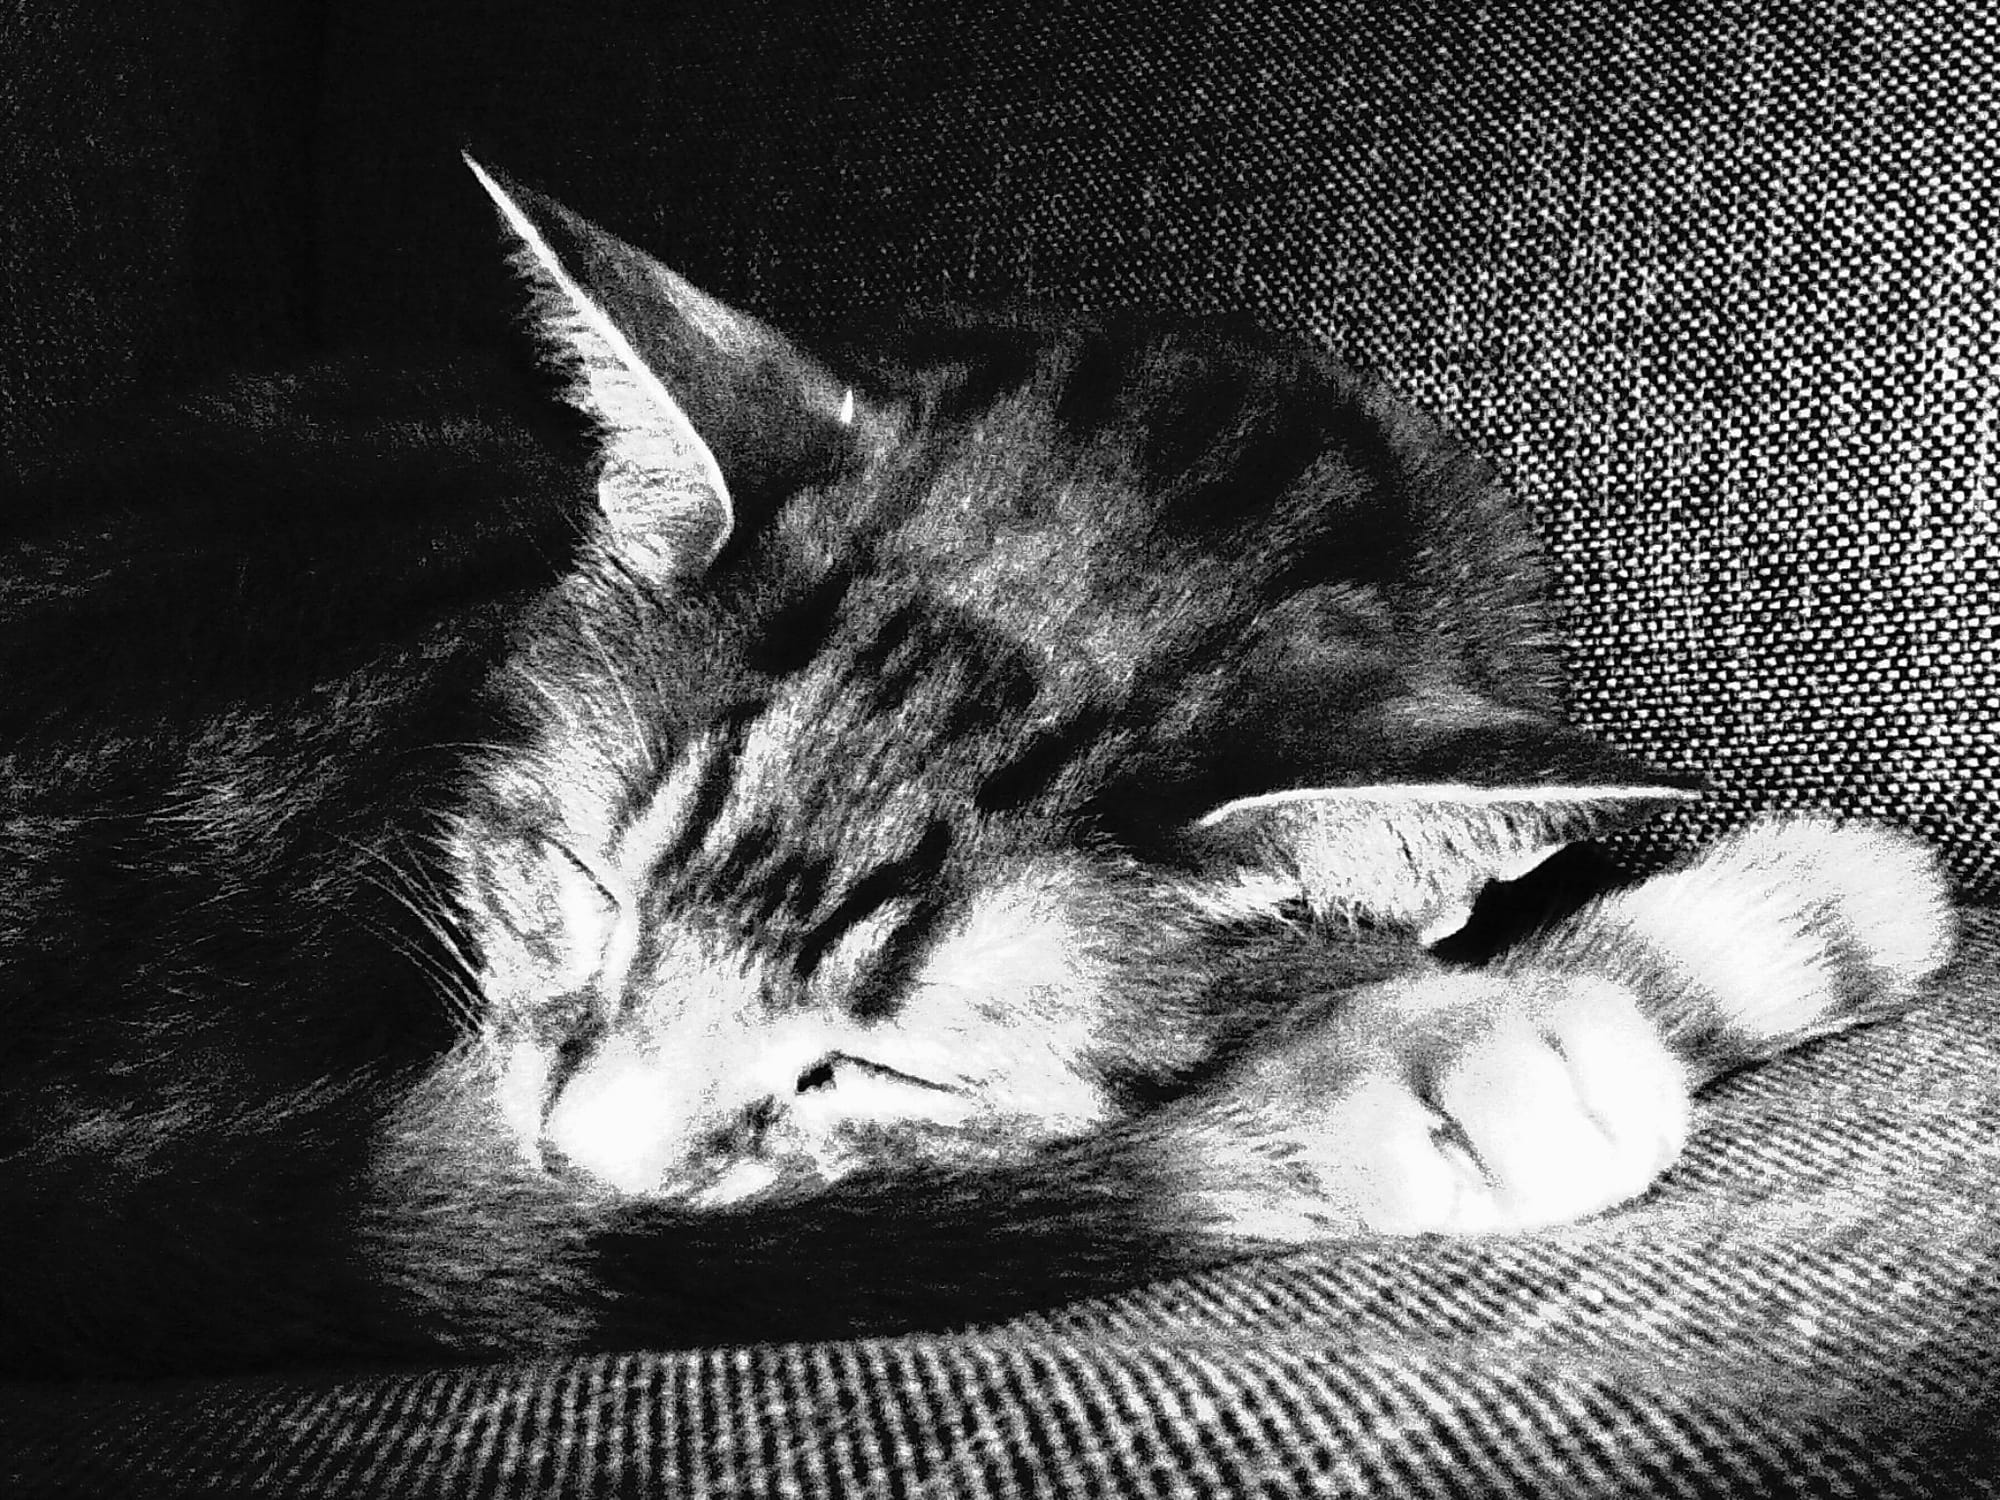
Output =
[
  {"x1": 6, "y1": 912, "x2": 1995, "y2": 1497},
  {"x1": 9, "y1": 0, "x2": 1995, "y2": 891},
  {"x1": 314, "y1": 0, "x2": 2000, "y2": 896}
]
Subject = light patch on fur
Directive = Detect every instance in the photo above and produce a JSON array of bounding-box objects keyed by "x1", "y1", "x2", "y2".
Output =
[
  {"x1": 541, "y1": 845, "x2": 626, "y2": 990},
  {"x1": 537, "y1": 937, "x2": 805, "y2": 1195},
  {"x1": 1417, "y1": 904, "x2": 1475, "y2": 945},
  {"x1": 1200, "y1": 783, "x2": 1689, "y2": 933},
  {"x1": 1494, "y1": 841, "x2": 1564, "y2": 883},
  {"x1": 892, "y1": 866, "x2": 1122, "y2": 1124},
  {"x1": 1596, "y1": 818, "x2": 1955, "y2": 1044},
  {"x1": 460, "y1": 835, "x2": 632, "y2": 1016},
  {"x1": 1607, "y1": 862, "x2": 1836, "y2": 1043},
  {"x1": 1196, "y1": 783, "x2": 1698, "y2": 827},
  {"x1": 916, "y1": 880, "x2": 1089, "y2": 1009},
  {"x1": 464, "y1": 153, "x2": 731, "y2": 576},
  {"x1": 543, "y1": 1032, "x2": 707, "y2": 1194},
  {"x1": 688, "y1": 1160, "x2": 781, "y2": 1209},
  {"x1": 1705, "y1": 819, "x2": 1956, "y2": 990},
  {"x1": 689, "y1": 683, "x2": 822, "y2": 859},
  {"x1": 613, "y1": 730, "x2": 723, "y2": 878},
  {"x1": 811, "y1": 899, "x2": 916, "y2": 994},
  {"x1": 1174, "y1": 867, "x2": 1304, "y2": 925},
  {"x1": 493, "y1": 1036, "x2": 554, "y2": 1171}
]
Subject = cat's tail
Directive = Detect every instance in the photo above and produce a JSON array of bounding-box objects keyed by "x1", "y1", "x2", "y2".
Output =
[{"x1": 1508, "y1": 818, "x2": 1958, "y2": 1087}]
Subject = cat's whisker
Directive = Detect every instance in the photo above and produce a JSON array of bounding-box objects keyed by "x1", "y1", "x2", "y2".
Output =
[
  {"x1": 346, "y1": 896, "x2": 485, "y2": 1034},
  {"x1": 352, "y1": 851, "x2": 466, "y2": 958},
  {"x1": 357, "y1": 913, "x2": 485, "y2": 1035},
  {"x1": 508, "y1": 659, "x2": 580, "y2": 734},
  {"x1": 385, "y1": 825, "x2": 467, "y2": 916},
  {"x1": 347, "y1": 859, "x2": 468, "y2": 969},
  {"x1": 396, "y1": 740, "x2": 525, "y2": 763},
  {"x1": 577, "y1": 616, "x2": 658, "y2": 774},
  {"x1": 336, "y1": 834, "x2": 485, "y2": 1013}
]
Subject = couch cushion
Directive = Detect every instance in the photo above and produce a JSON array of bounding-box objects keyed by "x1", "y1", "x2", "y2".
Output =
[
  {"x1": 5, "y1": 908, "x2": 1995, "y2": 1496},
  {"x1": 306, "y1": 0, "x2": 2000, "y2": 899}
]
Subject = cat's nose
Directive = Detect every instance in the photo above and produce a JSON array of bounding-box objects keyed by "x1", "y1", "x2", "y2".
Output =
[
  {"x1": 540, "y1": 1096, "x2": 780, "y2": 1184},
  {"x1": 539, "y1": 1033, "x2": 717, "y2": 1193},
  {"x1": 538, "y1": 1090, "x2": 784, "y2": 1196}
]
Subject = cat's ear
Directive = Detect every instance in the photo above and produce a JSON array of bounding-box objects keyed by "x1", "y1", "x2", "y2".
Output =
[
  {"x1": 1191, "y1": 707, "x2": 1699, "y2": 941},
  {"x1": 463, "y1": 154, "x2": 862, "y2": 578}
]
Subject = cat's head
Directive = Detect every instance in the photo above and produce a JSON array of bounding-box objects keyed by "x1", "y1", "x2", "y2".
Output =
[{"x1": 438, "y1": 156, "x2": 1695, "y2": 1207}]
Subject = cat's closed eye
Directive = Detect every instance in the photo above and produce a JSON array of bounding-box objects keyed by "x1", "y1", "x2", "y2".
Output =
[
  {"x1": 0, "y1": 156, "x2": 1950, "y2": 1379},
  {"x1": 472, "y1": 836, "x2": 626, "y2": 998}
]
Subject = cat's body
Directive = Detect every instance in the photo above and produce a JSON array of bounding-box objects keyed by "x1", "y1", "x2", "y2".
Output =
[{"x1": 0, "y1": 160, "x2": 1954, "y2": 1377}]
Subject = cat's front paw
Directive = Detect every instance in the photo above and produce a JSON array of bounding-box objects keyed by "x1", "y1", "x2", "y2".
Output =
[{"x1": 1217, "y1": 969, "x2": 1690, "y2": 1237}]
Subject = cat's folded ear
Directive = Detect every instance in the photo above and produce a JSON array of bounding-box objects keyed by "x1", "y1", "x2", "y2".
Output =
[
  {"x1": 1189, "y1": 700, "x2": 1700, "y2": 941},
  {"x1": 464, "y1": 154, "x2": 865, "y2": 579}
]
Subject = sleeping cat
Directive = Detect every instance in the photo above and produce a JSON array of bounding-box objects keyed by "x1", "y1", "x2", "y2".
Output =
[{"x1": 0, "y1": 156, "x2": 1953, "y2": 1378}]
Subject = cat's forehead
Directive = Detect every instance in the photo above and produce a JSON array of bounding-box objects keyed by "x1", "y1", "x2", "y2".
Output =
[
  {"x1": 468, "y1": 309, "x2": 1399, "y2": 890},
  {"x1": 723, "y1": 385, "x2": 1260, "y2": 715}
]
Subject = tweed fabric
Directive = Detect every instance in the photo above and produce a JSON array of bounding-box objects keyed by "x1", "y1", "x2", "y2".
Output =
[
  {"x1": 8, "y1": 4, "x2": 1996, "y2": 884},
  {"x1": 10, "y1": 0, "x2": 1997, "y2": 877},
  {"x1": 4, "y1": 910, "x2": 1996, "y2": 1497},
  {"x1": 305, "y1": 0, "x2": 2000, "y2": 899}
]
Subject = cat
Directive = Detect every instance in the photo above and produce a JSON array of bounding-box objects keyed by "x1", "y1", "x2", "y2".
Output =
[{"x1": 0, "y1": 155, "x2": 1954, "y2": 1379}]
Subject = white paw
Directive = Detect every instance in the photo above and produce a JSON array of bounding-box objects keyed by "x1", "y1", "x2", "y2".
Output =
[
  {"x1": 1272, "y1": 970, "x2": 1691, "y2": 1234},
  {"x1": 1694, "y1": 818, "x2": 1957, "y2": 998}
]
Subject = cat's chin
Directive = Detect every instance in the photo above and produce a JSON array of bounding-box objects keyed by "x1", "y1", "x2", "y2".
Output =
[
  {"x1": 537, "y1": 1134, "x2": 831, "y2": 1207},
  {"x1": 509, "y1": 1024, "x2": 1047, "y2": 1204},
  {"x1": 534, "y1": 1114, "x2": 1003, "y2": 1208}
]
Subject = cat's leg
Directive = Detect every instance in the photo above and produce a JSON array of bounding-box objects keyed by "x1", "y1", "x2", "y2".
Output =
[
  {"x1": 1163, "y1": 819, "x2": 1956, "y2": 1239},
  {"x1": 1155, "y1": 959, "x2": 1692, "y2": 1237},
  {"x1": 365, "y1": 822, "x2": 1953, "y2": 1352}
]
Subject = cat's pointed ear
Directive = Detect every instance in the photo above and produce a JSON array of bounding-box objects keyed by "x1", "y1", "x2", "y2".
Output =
[
  {"x1": 464, "y1": 154, "x2": 861, "y2": 578},
  {"x1": 1192, "y1": 710, "x2": 1699, "y2": 941}
]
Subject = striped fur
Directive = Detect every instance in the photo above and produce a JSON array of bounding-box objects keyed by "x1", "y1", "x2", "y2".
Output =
[{"x1": 0, "y1": 164, "x2": 1955, "y2": 1375}]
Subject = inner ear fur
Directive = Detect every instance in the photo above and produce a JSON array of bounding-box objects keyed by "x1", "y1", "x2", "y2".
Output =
[
  {"x1": 465, "y1": 154, "x2": 868, "y2": 579},
  {"x1": 1190, "y1": 699, "x2": 1699, "y2": 936}
]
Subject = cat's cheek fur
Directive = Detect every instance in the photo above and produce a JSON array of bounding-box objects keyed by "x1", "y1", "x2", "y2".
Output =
[
  {"x1": 475, "y1": 863, "x2": 1143, "y2": 1202},
  {"x1": 493, "y1": 1035, "x2": 557, "y2": 1168},
  {"x1": 542, "y1": 1031, "x2": 740, "y2": 1195},
  {"x1": 893, "y1": 866, "x2": 1154, "y2": 1113}
]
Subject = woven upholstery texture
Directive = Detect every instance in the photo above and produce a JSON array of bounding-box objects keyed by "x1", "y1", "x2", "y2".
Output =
[
  {"x1": 5, "y1": 914, "x2": 1997, "y2": 1496},
  {"x1": 308, "y1": 0, "x2": 2000, "y2": 898},
  {"x1": 9, "y1": 7, "x2": 1996, "y2": 888},
  {"x1": 1, "y1": 0, "x2": 1996, "y2": 1494}
]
